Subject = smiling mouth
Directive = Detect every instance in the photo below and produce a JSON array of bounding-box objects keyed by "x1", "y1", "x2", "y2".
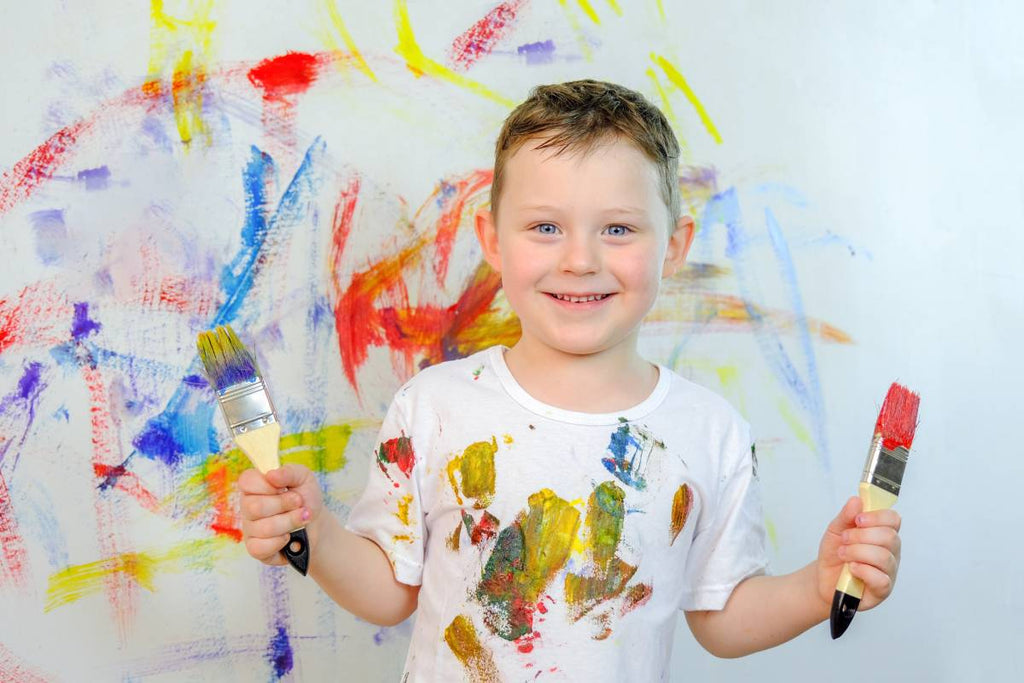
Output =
[{"x1": 548, "y1": 293, "x2": 611, "y2": 303}]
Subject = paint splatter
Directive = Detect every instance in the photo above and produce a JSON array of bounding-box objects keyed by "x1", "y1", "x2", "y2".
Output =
[
  {"x1": 70, "y1": 302, "x2": 102, "y2": 341},
  {"x1": 395, "y1": 493, "x2": 414, "y2": 525},
  {"x1": 378, "y1": 434, "x2": 415, "y2": 480},
  {"x1": 461, "y1": 509, "x2": 500, "y2": 546},
  {"x1": 444, "y1": 614, "x2": 500, "y2": 683},
  {"x1": 447, "y1": 436, "x2": 497, "y2": 507},
  {"x1": 476, "y1": 489, "x2": 579, "y2": 641},
  {"x1": 448, "y1": 0, "x2": 526, "y2": 71},
  {"x1": 564, "y1": 481, "x2": 636, "y2": 621},
  {"x1": 248, "y1": 52, "x2": 321, "y2": 99},
  {"x1": 670, "y1": 484, "x2": 692, "y2": 544},
  {"x1": 517, "y1": 40, "x2": 555, "y2": 65},
  {"x1": 266, "y1": 625, "x2": 293, "y2": 678},
  {"x1": 601, "y1": 420, "x2": 663, "y2": 490}
]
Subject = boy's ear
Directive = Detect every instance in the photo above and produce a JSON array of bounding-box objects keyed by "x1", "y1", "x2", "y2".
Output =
[
  {"x1": 475, "y1": 209, "x2": 502, "y2": 273},
  {"x1": 662, "y1": 215, "x2": 695, "y2": 279}
]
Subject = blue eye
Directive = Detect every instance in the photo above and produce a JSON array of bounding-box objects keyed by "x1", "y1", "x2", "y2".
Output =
[
  {"x1": 534, "y1": 223, "x2": 558, "y2": 235},
  {"x1": 605, "y1": 225, "x2": 632, "y2": 236}
]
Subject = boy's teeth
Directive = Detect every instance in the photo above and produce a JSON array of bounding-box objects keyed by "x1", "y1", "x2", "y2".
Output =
[{"x1": 553, "y1": 293, "x2": 607, "y2": 303}]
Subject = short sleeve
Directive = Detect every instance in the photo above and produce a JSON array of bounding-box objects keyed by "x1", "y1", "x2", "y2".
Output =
[
  {"x1": 344, "y1": 393, "x2": 426, "y2": 586},
  {"x1": 680, "y1": 421, "x2": 768, "y2": 611}
]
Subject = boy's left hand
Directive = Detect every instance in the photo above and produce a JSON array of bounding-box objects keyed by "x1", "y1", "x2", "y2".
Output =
[{"x1": 816, "y1": 496, "x2": 902, "y2": 612}]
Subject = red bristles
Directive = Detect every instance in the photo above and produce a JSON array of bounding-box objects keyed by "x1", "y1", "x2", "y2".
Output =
[{"x1": 875, "y1": 382, "x2": 920, "y2": 451}]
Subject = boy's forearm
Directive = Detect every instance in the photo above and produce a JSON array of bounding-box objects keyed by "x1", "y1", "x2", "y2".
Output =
[
  {"x1": 685, "y1": 563, "x2": 830, "y2": 658},
  {"x1": 306, "y1": 512, "x2": 419, "y2": 626}
]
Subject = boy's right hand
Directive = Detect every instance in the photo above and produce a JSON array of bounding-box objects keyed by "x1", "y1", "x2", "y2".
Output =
[{"x1": 238, "y1": 463, "x2": 323, "y2": 566}]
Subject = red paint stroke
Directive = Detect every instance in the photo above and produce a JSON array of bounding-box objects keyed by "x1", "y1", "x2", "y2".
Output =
[
  {"x1": 248, "y1": 52, "x2": 322, "y2": 100},
  {"x1": 81, "y1": 361, "x2": 138, "y2": 640},
  {"x1": 469, "y1": 510, "x2": 500, "y2": 545},
  {"x1": 0, "y1": 473, "x2": 29, "y2": 588},
  {"x1": 333, "y1": 171, "x2": 516, "y2": 394},
  {"x1": 515, "y1": 629, "x2": 540, "y2": 654},
  {"x1": 378, "y1": 435, "x2": 416, "y2": 479},
  {"x1": 0, "y1": 118, "x2": 94, "y2": 217},
  {"x1": 875, "y1": 382, "x2": 920, "y2": 451},
  {"x1": 134, "y1": 241, "x2": 217, "y2": 317},
  {"x1": 93, "y1": 463, "x2": 160, "y2": 513},
  {"x1": 0, "y1": 643, "x2": 51, "y2": 683},
  {"x1": 448, "y1": 0, "x2": 527, "y2": 71},
  {"x1": 0, "y1": 282, "x2": 75, "y2": 358},
  {"x1": 205, "y1": 461, "x2": 243, "y2": 542}
]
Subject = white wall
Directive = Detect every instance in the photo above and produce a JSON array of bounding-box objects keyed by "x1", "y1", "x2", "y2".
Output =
[{"x1": 0, "y1": 2, "x2": 1020, "y2": 681}]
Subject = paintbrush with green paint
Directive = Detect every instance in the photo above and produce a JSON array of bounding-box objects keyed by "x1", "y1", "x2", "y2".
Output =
[{"x1": 196, "y1": 325, "x2": 309, "y2": 575}]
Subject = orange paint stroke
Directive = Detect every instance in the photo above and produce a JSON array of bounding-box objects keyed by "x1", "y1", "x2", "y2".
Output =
[{"x1": 669, "y1": 483, "x2": 692, "y2": 544}]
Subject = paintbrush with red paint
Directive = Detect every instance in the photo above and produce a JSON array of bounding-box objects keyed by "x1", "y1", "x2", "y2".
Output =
[
  {"x1": 830, "y1": 382, "x2": 920, "y2": 638},
  {"x1": 196, "y1": 325, "x2": 309, "y2": 575}
]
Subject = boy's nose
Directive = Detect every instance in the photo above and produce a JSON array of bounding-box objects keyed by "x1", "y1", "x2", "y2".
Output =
[{"x1": 559, "y1": 233, "x2": 600, "y2": 275}]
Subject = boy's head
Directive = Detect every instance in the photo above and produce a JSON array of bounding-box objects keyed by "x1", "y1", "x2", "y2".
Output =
[{"x1": 490, "y1": 79, "x2": 682, "y2": 226}]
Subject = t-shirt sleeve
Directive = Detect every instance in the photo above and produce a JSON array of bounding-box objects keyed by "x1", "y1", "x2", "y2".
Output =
[
  {"x1": 680, "y1": 420, "x2": 768, "y2": 611},
  {"x1": 343, "y1": 392, "x2": 426, "y2": 586}
]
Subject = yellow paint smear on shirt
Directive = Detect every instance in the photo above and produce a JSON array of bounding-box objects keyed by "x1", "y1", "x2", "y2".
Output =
[
  {"x1": 444, "y1": 614, "x2": 500, "y2": 683},
  {"x1": 520, "y1": 489, "x2": 580, "y2": 598},
  {"x1": 650, "y1": 53, "x2": 723, "y2": 144},
  {"x1": 447, "y1": 436, "x2": 498, "y2": 507},
  {"x1": 393, "y1": 0, "x2": 515, "y2": 107},
  {"x1": 45, "y1": 537, "x2": 233, "y2": 612},
  {"x1": 395, "y1": 493, "x2": 414, "y2": 525}
]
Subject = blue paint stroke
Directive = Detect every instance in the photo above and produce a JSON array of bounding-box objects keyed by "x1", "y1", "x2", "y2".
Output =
[
  {"x1": 0, "y1": 361, "x2": 47, "y2": 472},
  {"x1": 517, "y1": 40, "x2": 555, "y2": 65},
  {"x1": 601, "y1": 421, "x2": 648, "y2": 490},
  {"x1": 76, "y1": 166, "x2": 111, "y2": 191},
  {"x1": 698, "y1": 188, "x2": 830, "y2": 469},
  {"x1": 266, "y1": 626, "x2": 293, "y2": 678},
  {"x1": 128, "y1": 139, "x2": 327, "y2": 468},
  {"x1": 71, "y1": 302, "x2": 102, "y2": 341},
  {"x1": 261, "y1": 564, "x2": 295, "y2": 679}
]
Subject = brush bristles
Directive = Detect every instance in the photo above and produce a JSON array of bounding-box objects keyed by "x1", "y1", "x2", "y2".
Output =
[
  {"x1": 875, "y1": 382, "x2": 920, "y2": 451},
  {"x1": 196, "y1": 325, "x2": 259, "y2": 392}
]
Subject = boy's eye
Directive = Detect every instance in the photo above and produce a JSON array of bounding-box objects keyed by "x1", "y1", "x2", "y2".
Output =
[
  {"x1": 605, "y1": 225, "x2": 632, "y2": 237},
  {"x1": 533, "y1": 223, "x2": 559, "y2": 235}
]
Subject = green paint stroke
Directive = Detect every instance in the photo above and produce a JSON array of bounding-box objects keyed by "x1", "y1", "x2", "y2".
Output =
[{"x1": 476, "y1": 489, "x2": 579, "y2": 641}]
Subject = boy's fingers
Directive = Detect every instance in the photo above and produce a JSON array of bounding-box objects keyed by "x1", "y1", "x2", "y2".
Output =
[
  {"x1": 846, "y1": 561, "x2": 895, "y2": 597},
  {"x1": 247, "y1": 509, "x2": 310, "y2": 539},
  {"x1": 856, "y1": 508, "x2": 902, "y2": 532},
  {"x1": 840, "y1": 543, "x2": 899, "y2": 578},
  {"x1": 842, "y1": 526, "x2": 901, "y2": 555},
  {"x1": 238, "y1": 468, "x2": 279, "y2": 495},
  {"x1": 826, "y1": 497, "x2": 863, "y2": 536},
  {"x1": 241, "y1": 491, "x2": 303, "y2": 521},
  {"x1": 265, "y1": 463, "x2": 309, "y2": 490},
  {"x1": 244, "y1": 535, "x2": 290, "y2": 564}
]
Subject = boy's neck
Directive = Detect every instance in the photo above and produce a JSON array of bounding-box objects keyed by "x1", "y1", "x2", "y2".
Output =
[{"x1": 502, "y1": 338, "x2": 659, "y2": 414}]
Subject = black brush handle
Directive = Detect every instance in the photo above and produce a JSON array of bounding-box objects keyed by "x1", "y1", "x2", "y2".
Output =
[{"x1": 281, "y1": 528, "x2": 309, "y2": 576}]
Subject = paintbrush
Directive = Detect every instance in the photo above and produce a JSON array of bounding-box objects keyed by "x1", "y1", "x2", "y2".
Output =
[
  {"x1": 830, "y1": 382, "x2": 920, "y2": 639},
  {"x1": 196, "y1": 325, "x2": 309, "y2": 575}
]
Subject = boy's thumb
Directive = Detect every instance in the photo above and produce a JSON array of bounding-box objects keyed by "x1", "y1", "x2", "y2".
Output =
[{"x1": 827, "y1": 496, "x2": 863, "y2": 535}]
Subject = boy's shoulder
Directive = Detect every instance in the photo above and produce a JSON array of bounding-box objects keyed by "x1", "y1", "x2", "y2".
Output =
[{"x1": 657, "y1": 365, "x2": 749, "y2": 428}]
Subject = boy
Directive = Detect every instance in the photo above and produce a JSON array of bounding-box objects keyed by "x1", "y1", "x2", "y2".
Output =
[{"x1": 238, "y1": 80, "x2": 901, "y2": 680}]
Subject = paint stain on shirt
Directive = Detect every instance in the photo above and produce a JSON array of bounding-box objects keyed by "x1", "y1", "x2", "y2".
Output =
[{"x1": 670, "y1": 484, "x2": 693, "y2": 544}]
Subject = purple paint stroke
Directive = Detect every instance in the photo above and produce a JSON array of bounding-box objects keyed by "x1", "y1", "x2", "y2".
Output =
[
  {"x1": 517, "y1": 40, "x2": 555, "y2": 65},
  {"x1": 260, "y1": 564, "x2": 295, "y2": 679},
  {"x1": 76, "y1": 166, "x2": 111, "y2": 191},
  {"x1": 30, "y1": 209, "x2": 68, "y2": 265},
  {"x1": 0, "y1": 361, "x2": 47, "y2": 471},
  {"x1": 698, "y1": 188, "x2": 831, "y2": 469},
  {"x1": 71, "y1": 302, "x2": 102, "y2": 341}
]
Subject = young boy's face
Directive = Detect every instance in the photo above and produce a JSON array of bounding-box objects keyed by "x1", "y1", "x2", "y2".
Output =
[{"x1": 476, "y1": 135, "x2": 693, "y2": 361}]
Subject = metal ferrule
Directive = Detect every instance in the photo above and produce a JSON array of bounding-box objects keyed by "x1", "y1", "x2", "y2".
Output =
[
  {"x1": 861, "y1": 434, "x2": 909, "y2": 496},
  {"x1": 217, "y1": 377, "x2": 278, "y2": 435}
]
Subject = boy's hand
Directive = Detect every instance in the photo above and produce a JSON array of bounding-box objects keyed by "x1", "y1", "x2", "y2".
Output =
[
  {"x1": 238, "y1": 463, "x2": 323, "y2": 566},
  {"x1": 816, "y1": 496, "x2": 902, "y2": 611}
]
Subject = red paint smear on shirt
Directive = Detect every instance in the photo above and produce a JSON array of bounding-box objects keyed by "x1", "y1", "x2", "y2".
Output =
[
  {"x1": 0, "y1": 474, "x2": 29, "y2": 588},
  {"x1": 379, "y1": 435, "x2": 416, "y2": 479},
  {"x1": 0, "y1": 118, "x2": 93, "y2": 217},
  {"x1": 248, "y1": 52, "x2": 321, "y2": 100},
  {"x1": 448, "y1": 0, "x2": 527, "y2": 71}
]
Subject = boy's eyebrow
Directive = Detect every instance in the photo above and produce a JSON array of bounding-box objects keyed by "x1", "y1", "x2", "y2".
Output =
[{"x1": 516, "y1": 205, "x2": 649, "y2": 216}]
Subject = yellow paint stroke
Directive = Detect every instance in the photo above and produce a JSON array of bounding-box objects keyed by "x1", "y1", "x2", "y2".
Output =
[
  {"x1": 395, "y1": 493, "x2": 414, "y2": 525},
  {"x1": 172, "y1": 421, "x2": 374, "y2": 523},
  {"x1": 777, "y1": 398, "x2": 815, "y2": 451},
  {"x1": 521, "y1": 490, "x2": 580, "y2": 595},
  {"x1": 605, "y1": 0, "x2": 623, "y2": 17},
  {"x1": 656, "y1": 0, "x2": 667, "y2": 21},
  {"x1": 146, "y1": 0, "x2": 217, "y2": 147},
  {"x1": 715, "y1": 364, "x2": 748, "y2": 416},
  {"x1": 393, "y1": 0, "x2": 515, "y2": 108},
  {"x1": 445, "y1": 615, "x2": 500, "y2": 682},
  {"x1": 446, "y1": 436, "x2": 498, "y2": 508},
  {"x1": 557, "y1": 0, "x2": 595, "y2": 61},
  {"x1": 45, "y1": 537, "x2": 234, "y2": 612},
  {"x1": 575, "y1": 0, "x2": 601, "y2": 23},
  {"x1": 651, "y1": 53, "x2": 723, "y2": 144},
  {"x1": 320, "y1": 0, "x2": 377, "y2": 81}
]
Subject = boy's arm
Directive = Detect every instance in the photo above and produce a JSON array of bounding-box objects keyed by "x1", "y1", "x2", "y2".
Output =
[
  {"x1": 685, "y1": 496, "x2": 901, "y2": 658},
  {"x1": 239, "y1": 464, "x2": 419, "y2": 627}
]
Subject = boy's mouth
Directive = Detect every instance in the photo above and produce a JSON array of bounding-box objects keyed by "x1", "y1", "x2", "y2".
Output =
[{"x1": 547, "y1": 293, "x2": 611, "y2": 303}]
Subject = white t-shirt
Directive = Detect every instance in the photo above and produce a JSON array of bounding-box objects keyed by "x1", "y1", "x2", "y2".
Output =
[{"x1": 346, "y1": 346, "x2": 767, "y2": 682}]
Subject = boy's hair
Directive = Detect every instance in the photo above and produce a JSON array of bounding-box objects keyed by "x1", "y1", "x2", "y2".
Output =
[{"x1": 490, "y1": 79, "x2": 681, "y2": 225}]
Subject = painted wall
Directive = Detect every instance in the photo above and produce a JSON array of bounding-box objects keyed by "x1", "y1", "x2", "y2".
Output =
[{"x1": 1, "y1": 2, "x2": 1020, "y2": 681}]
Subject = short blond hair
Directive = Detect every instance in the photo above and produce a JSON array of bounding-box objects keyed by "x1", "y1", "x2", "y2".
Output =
[{"x1": 491, "y1": 80, "x2": 681, "y2": 225}]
